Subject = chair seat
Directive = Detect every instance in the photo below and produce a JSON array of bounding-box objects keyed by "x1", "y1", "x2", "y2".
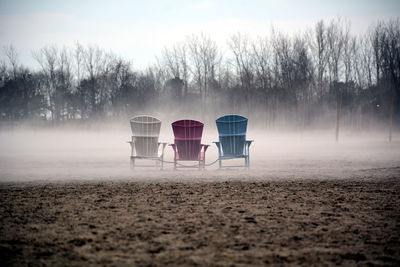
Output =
[
  {"x1": 176, "y1": 151, "x2": 205, "y2": 161},
  {"x1": 174, "y1": 137, "x2": 201, "y2": 141},
  {"x1": 218, "y1": 133, "x2": 246, "y2": 137},
  {"x1": 131, "y1": 155, "x2": 161, "y2": 160},
  {"x1": 220, "y1": 154, "x2": 247, "y2": 159}
]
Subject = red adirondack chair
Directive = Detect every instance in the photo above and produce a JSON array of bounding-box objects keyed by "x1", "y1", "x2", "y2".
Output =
[{"x1": 170, "y1": 120, "x2": 209, "y2": 170}]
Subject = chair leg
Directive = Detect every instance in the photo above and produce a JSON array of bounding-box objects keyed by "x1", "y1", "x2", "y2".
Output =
[
  {"x1": 174, "y1": 160, "x2": 177, "y2": 170},
  {"x1": 219, "y1": 158, "x2": 222, "y2": 169},
  {"x1": 130, "y1": 157, "x2": 135, "y2": 169}
]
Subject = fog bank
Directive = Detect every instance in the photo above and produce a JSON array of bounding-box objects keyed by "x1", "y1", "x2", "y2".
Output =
[{"x1": 0, "y1": 127, "x2": 399, "y2": 183}]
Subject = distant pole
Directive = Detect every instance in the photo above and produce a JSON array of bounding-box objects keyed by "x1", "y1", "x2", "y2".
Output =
[
  {"x1": 369, "y1": 104, "x2": 373, "y2": 130},
  {"x1": 389, "y1": 95, "x2": 394, "y2": 142},
  {"x1": 336, "y1": 91, "x2": 342, "y2": 143}
]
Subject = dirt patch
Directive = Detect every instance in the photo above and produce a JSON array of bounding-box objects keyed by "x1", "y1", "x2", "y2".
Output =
[{"x1": 1, "y1": 179, "x2": 399, "y2": 266}]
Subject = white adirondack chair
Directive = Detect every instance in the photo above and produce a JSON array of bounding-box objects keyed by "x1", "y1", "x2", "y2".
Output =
[{"x1": 128, "y1": 115, "x2": 167, "y2": 169}]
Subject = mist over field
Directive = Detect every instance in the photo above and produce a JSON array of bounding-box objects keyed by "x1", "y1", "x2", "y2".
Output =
[{"x1": 0, "y1": 121, "x2": 398, "y2": 183}]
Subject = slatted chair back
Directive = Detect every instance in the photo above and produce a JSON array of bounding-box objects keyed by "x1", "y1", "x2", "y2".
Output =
[
  {"x1": 130, "y1": 115, "x2": 161, "y2": 157},
  {"x1": 216, "y1": 115, "x2": 248, "y2": 157},
  {"x1": 172, "y1": 120, "x2": 204, "y2": 160}
]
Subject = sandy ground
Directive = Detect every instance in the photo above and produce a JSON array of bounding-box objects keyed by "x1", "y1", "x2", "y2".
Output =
[{"x1": 1, "y1": 178, "x2": 399, "y2": 266}]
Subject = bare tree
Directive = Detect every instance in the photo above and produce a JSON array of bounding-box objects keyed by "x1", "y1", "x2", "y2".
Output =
[
  {"x1": 251, "y1": 36, "x2": 274, "y2": 126},
  {"x1": 161, "y1": 43, "x2": 190, "y2": 98},
  {"x1": 73, "y1": 42, "x2": 84, "y2": 87},
  {"x1": 370, "y1": 21, "x2": 383, "y2": 85},
  {"x1": 0, "y1": 59, "x2": 7, "y2": 84},
  {"x1": 326, "y1": 18, "x2": 348, "y2": 83},
  {"x1": 252, "y1": 36, "x2": 273, "y2": 93},
  {"x1": 228, "y1": 32, "x2": 254, "y2": 115},
  {"x1": 4, "y1": 44, "x2": 20, "y2": 79},
  {"x1": 342, "y1": 27, "x2": 354, "y2": 84},
  {"x1": 379, "y1": 19, "x2": 400, "y2": 106},
  {"x1": 188, "y1": 33, "x2": 221, "y2": 115},
  {"x1": 308, "y1": 20, "x2": 329, "y2": 100},
  {"x1": 81, "y1": 44, "x2": 107, "y2": 117},
  {"x1": 56, "y1": 46, "x2": 74, "y2": 119},
  {"x1": 33, "y1": 45, "x2": 58, "y2": 120}
]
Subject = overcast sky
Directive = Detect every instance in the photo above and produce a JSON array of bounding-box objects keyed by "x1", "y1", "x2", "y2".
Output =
[{"x1": 0, "y1": 0, "x2": 399, "y2": 69}]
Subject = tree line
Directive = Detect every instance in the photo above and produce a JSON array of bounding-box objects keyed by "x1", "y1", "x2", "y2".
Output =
[{"x1": 0, "y1": 18, "x2": 399, "y2": 129}]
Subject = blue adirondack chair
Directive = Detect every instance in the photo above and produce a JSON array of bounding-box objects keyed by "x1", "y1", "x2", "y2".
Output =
[{"x1": 214, "y1": 115, "x2": 253, "y2": 168}]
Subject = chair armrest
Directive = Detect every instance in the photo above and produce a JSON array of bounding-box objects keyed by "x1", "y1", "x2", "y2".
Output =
[
  {"x1": 213, "y1": 141, "x2": 222, "y2": 156},
  {"x1": 201, "y1": 144, "x2": 210, "y2": 153},
  {"x1": 158, "y1": 142, "x2": 168, "y2": 156},
  {"x1": 128, "y1": 139, "x2": 135, "y2": 157},
  {"x1": 158, "y1": 142, "x2": 168, "y2": 149},
  {"x1": 245, "y1": 140, "x2": 253, "y2": 156},
  {"x1": 169, "y1": 143, "x2": 177, "y2": 152},
  {"x1": 245, "y1": 140, "x2": 254, "y2": 147},
  {"x1": 127, "y1": 136, "x2": 135, "y2": 145}
]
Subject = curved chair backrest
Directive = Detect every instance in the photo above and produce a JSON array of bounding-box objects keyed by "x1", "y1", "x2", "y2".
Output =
[
  {"x1": 172, "y1": 120, "x2": 204, "y2": 160},
  {"x1": 216, "y1": 115, "x2": 247, "y2": 136},
  {"x1": 130, "y1": 115, "x2": 161, "y2": 137},
  {"x1": 130, "y1": 115, "x2": 161, "y2": 157},
  {"x1": 216, "y1": 115, "x2": 248, "y2": 156}
]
